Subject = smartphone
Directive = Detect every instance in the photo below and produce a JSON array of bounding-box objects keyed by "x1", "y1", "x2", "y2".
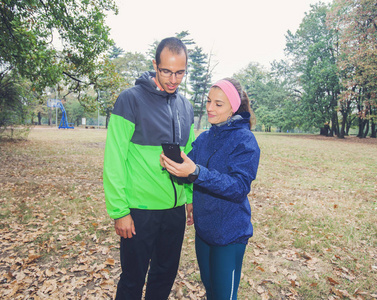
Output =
[{"x1": 161, "y1": 142, "x2": 183, "y2": 163}]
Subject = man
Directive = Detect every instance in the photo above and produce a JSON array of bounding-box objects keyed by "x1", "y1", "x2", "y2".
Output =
[{"x1": 103, "y1": 37, "x2": 195, "y2": 300}]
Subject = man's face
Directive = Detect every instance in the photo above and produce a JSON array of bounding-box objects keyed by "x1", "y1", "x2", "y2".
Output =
[{"x1": 153, "y1": 48, "x2": 187, "y2": 94}]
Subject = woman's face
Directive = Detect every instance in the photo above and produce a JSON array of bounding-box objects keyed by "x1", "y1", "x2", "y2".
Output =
[{"x1": 206, "y1": 87, "x2": 233, "y2": 124}]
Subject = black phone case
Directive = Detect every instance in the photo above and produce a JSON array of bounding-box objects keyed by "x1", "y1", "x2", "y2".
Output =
[{"x1": 161, "y1": 142, "x2": 183, "y2": 163}]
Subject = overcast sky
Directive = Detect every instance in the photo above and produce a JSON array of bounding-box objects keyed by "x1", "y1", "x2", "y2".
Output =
[{"x1": 106, "y1": 0, "x2": 332, "y2": 82}]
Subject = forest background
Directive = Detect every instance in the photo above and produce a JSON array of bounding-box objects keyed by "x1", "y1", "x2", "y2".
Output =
[{"x1": 0, "y1": 0, "x2": 376, "y2": 138}]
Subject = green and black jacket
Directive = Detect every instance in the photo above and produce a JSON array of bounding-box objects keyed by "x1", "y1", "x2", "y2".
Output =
[{"x1": 103, "y1": 72, "x2": 195, "y2": 220}]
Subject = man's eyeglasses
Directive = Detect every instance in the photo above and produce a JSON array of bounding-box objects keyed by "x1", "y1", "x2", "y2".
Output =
[{"x1": 158, "y1": 67, "x2": 186, "y2": 79}]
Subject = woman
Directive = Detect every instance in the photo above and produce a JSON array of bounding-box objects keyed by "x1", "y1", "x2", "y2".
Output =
[{"x1": 161, "y1": 78, "x2": 260, "y2": 299}]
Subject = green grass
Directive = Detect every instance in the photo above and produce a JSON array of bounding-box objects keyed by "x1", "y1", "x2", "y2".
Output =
[
  {"x1": 0, "y1": 128, "x2": 376, "y2": 299},
  {"x1": 242, "y1": 132, "x2": 377, "y2": 299}
]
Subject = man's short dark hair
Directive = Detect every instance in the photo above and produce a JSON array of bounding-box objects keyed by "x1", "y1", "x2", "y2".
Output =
[{"x1": 155, "y1": 37, "x2": 188, "y2": 66}]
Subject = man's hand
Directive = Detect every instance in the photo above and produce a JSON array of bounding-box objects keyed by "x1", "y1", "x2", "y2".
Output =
[
  {"x1": 186, "y1": 203, "x2": 194, "y2": 226},
  {"x1": 114, "y1": 214, "x2": 136, "y2": 238}
]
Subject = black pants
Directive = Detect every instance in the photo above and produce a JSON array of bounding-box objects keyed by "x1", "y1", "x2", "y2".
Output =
[{"x1": 115, "y1": 206, "x2": 186, "y2": 300}]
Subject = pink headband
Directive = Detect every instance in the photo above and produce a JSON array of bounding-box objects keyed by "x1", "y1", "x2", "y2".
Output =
[{"x1": 211, "y1": 80, "x2": 241, "y2": 113}]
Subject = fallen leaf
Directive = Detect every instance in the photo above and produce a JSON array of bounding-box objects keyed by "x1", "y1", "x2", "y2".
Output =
[
  {"x1": 105, "y1": 258, "x2": 115, "y2": 266},
  {"x1": 328, "y1": 277, "x2": 339, "y2": 285},
  {"x1": 310, "y1": 282, "x2": 318, "y2": 287},
  {"x1": 183, "y1": 280, "x2": 196, "y2": 291},
  {"x1": 257, "y1": 285, "x2": 265, "y2": 294},
  {"x1": 24, "y1": 254, "x2": 41, "y2": 265},
  {"x1": 261, "y1": 279, "x2": 274, "y2": 285},
  {"x1": 248, "y1": 279, "x2": 255, "y2": 288}
]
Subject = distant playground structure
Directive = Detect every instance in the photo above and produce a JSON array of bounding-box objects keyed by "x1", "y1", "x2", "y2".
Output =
[{"x1": 47, "y1": 99, "x2": 74, "y2": 129}]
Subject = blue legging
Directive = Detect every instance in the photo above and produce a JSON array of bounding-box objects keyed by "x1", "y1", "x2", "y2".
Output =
[{"x1": 195, "y1": 234, "x2": 246, "y2": 300}]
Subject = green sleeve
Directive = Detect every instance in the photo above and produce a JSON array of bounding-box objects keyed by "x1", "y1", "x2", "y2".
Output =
[
  {"x1": 103, "y1": 114, "x2": 135, "y2": 219},
  {"x1": 183, "y1": 124, "x2": 196, "y2": 204}
]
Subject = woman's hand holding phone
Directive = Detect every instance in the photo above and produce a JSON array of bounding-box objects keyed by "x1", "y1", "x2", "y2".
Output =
[{"x1": 160, "y1": 144, "x2": 196, "y2": 178}]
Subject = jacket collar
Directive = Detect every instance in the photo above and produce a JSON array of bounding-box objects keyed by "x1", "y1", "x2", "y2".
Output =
[
  {"x1": 136, "y1": 71, "x2": 178, "y2": 98},
  {"x1": 210, "y1": 112, "x2": 250, "y2": 132},
  {"x1": 213, "y1": 114, "x2": 243, "y2": 127}
]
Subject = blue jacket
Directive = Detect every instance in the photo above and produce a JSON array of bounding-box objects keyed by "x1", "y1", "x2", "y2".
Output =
[{"x1": 188, "y1": 112, "x2": 260, "y2": 246}]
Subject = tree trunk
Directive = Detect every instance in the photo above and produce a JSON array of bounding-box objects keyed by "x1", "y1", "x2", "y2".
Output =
[
  {"x1": 38, "y1": 112, "x2": 42, "y2": 125},
  {"x1": 338, "y1": 112, "x2": 347, "y2": 138},
  {"x1": 48, "y1": 108, "x2": 52, "y2": 126},
  {"x1": 196, "y1": 89, "x2": 207, "y2": 130},
  {"x1": 363, "y1": 119, "x2": 369, "y2": 138},
  {"x1": 330, "y1": 111, "x2": 338, "y2": 137},
  {"x1": 345, "y1": 116, "x2": 353, "y2": 136},
  {"x1": 197, "y1": 113, "x2": 203, "y2": 130},
  {"x1": 357, "y1": 117, "x2": 364, "y2": 138},
  {"x1": 371, "y1": 119, "x2": 376, "y2": 138},
  {"x1": 320, "y1": 123, "x2": 329, "y2": 136},
  {"x1": 106, "y1": 111, "x2": 111, "y2": 129},
  {"x1": 328, "y1": 128, "x2": 334, "y2": 137}
]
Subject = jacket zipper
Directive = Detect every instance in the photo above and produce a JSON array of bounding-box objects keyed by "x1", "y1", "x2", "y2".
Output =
[
  {"x1": 170, "y1": 175, "x2": 178, "y2": 207},
  {"x1": 206, "y1": 150, "x2": 217, "y2": 168},
  {"x1": 177, "y1": 110, "x2": 182, "y2": 141},
  {"x1": 206, "y1": 129, "x2": 219, "y2": 168},
  {"x1": 167, "y1": 96, "x2": 178, "y2": 207},
  {"x1": 167, "y1": 97, "x2": 175, "y2": 142}
]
